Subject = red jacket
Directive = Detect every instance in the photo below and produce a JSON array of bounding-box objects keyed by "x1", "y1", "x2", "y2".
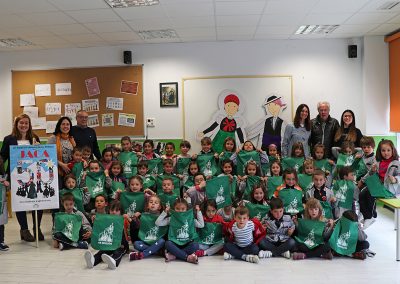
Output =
[
  {"x1": 223, "y1": 218, "x2": 266, "y2": 244},
  {"x1": 204, "y1": 214, "x2": 227, "y2": 226}
]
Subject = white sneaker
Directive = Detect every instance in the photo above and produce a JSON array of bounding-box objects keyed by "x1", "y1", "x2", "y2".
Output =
[
  {"x1": 363, "y1": 218, "x2": 376, "y2": 230},
  {"x1": 84, "y1": 251, "x2": 94, "y2": 269},
  {"x1": 58, "y1": 243, "x2": 64, "y2": 251},
  {"x1": 101, "y1": 254, "x2": 117, "y2": 270},
  {"x1": 223, "y1": 252, "x2": 234, "y2": 260},
  {"x1": 258, "y1": 250, "x2": 272, "y2": 258},
  {"x1": 281, "y1": 251, "x2": 291, "y2": 259},
  {"x1": 245, "y1": 255, "x2": 259, "y2": 264}
]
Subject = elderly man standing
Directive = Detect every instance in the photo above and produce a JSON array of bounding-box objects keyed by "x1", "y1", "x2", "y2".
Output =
[
  {"x1": 310, "y1": 102, "x2": 339, "y2": 158},
  {"x1": 70, "y1": 110, "x2": 101, "y2": 160}
]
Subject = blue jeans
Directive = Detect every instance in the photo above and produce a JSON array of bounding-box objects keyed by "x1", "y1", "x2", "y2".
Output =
[
  {"x1": 224, "y1": 242, "x2": 259, "y2": 259},
  {"x1": 134, "y1": 239, "x2": 165, "y2": 258},
  {"x1": 165, "y1": 240, "x2": 199, "y2": 261},
  {"x1": 259, "y1": 238, "x2": 296, "y2": 256}
]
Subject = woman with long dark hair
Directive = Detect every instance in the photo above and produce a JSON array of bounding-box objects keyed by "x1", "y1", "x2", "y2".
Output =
[{"x1": 333, "y1": 110, "x2": 363, "y2": 148}]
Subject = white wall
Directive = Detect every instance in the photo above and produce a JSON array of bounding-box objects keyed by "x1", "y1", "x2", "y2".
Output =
[{"x1": 0, "y1": 37, "x2": 389, "y2": 140}]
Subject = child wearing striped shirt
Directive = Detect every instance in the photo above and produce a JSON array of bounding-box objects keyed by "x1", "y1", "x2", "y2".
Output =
[{"x1": 223, "y1": 206, "x2": 266, "y2": 263}]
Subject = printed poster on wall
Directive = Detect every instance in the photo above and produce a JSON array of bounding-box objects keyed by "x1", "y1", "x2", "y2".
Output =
[
  {"x1": 20, "y1": 94, "x2": 36, "y2": 107},
  {"x1": 35, "y1": 84, "x2": 51, "y2": 97},
  {"x1": 55, "y1": 83, "x2": 72, "y2": 96},
  {"x1": 118, "y1": 113, "x2": 136, "y2": 127},
  {"x1": 10, "y1": 145, "x2": 59, "y2": 212},
  {"x1": 85, "y1": 77, "x2": 100, "y2": 97},
  {"x1": 65, "y1": 103, "x2": 81, "y2": 119},
  {"x1": 45, "y1": 103, "x2": 62, "y2": 115},
  {"x1": 87, "y1": 114, "x2": 99, "y2": 128},
  {"x1": 82, "y1": 99, "x2": 99, "y2": 112},
  {"x1": 102, "y1": 113, "x2": 114, "y2": 127},
  {"x1": 120, "y1": 80, "x2": 138, "y2": 95}
]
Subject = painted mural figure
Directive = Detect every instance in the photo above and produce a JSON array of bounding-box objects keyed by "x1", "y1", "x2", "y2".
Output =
[
  {"x1": 246, "y1": 94, "x2": 287, "y2": 153},
  {"x1": 198, "y1": 90, "x2": 246, "y2": 153}
]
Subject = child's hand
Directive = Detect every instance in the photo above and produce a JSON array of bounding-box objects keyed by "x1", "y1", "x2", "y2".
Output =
[
  {"x1": 81, "y1": 171, "x2": 87, "y2": 179},
  {"x1": 134, "y1": 212, "x2": 141, "y2": 219},
  {"x1": 60, "y1": 163, "x2": 71, "y2": 174},
  {"x1": 261, "y1": 176, "x2": 268, "y2": 182},
  {"x1": 197, "y1": 132, "x2": 205, "y2": 140},
  {"x1": 327, "y1": 219, "x2": 334, "y2": 228},
  {"x1": 228, "y1": 174, "x2": 233, "y2": 182},
  {"x1": 104, "y1": 169, "x2": 109, "y2": 177},
  {"x1": 136, "y1": 152, "x2": 143, "y2": 157},
  {"x1": 214, "y1": 153, "x2": 219, "y2": 159},
  {"x1": 206, "y1": 175, "x2": 212, "y2": 180},
  {"x1": 328, "y1": 159, "x2": 335, "y2": 165},
  {"x1": 83, "y1": 231, "x2": 92, "y2": 239},
  {"x1": 219, "y1": 152, "x2": 225, "y2": 158},
  {"x1": 371, "y1": 164, "x2": 377, "y2": 173},
  {"x1": 256, "y1": 148, "x2": 263, "y2": 153},
  {"x1": 241, "y1": 175, "x2": 248, "y2": 181},
  {"x1": 91, "y1": 215, "x2": 96, "y2": 223},
  {"x1": 287, "y1": 227, "x2": 295, "y2": 236},
  {"x1": 144, "y1": 188, "x2": 155, "y2": 195},
  {"x1": 192, "y1": 154, "x2": 198, "y2": 160},
  {"x1": 177, "y1": 174, "x2": 184, "y2": 180},
  {"x1": 123, "y1": 214, "x2": 132, "y2": 222},
  {"x1": 330, "y1": 197, "x2": 336, "y2": 203},
  {"x1": 357, "y1": 180, "x2": 364, "y2": 189},
  {"x1": 83, "y1": 161, "x2": 88, "y2": 168},
  {"x1": 235, "y1": 149, "x2": 241, "y2": 154},
  {"x1": 1, "y1": 180, "x2": 10, "y2": 187},
  {"x1": 388, "y1": 175, "x2": 397, "y2": 184},
  {"x1": 355, "y1": 153, "x2": 362, "y2": 159},
  {"x1": 165, "y1": 205, "x2": 170, "y2": 214},
  {"x1": 195, "y1": 205, "x2": 200, "y2": 212},
  {"x1": 291, "y1": 215, "x2": 298, "y2": 224}
]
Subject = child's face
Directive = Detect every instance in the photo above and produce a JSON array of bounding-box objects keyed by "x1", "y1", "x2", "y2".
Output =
[
  {"x1": 225, "y1": 140, "x2": 235, "y2": 152},
  {"x1": 138, "y1": 166, "x2": 148, "y2": 176},
  {"x1": 129, "y1": 179, "x2": 142, "y2": 192},
  {"x1": 294, "y1": 148, "x2": 303, "y2": 157},
  {"x1": 162, "y1": 180, "x2": 173, "y2": 193},
  {"x1": 95, "y1": 196, "x2": 107, "y2": 210},
  {"x1": 111, "y1": 165, "x2": 121, "y2": 176},
  {"x1": 110, "y1": 209, "x2": 121, "y2": 215},
  {"x1": 304, "y1": 165, "x2": 314, "y2": 175},
  {"x1": 343, "y1": 147, "x2": 353, "y2": 155},
  {"x1": 223, "y1": 163, "x2": 232, "y2": 175},
  {"x1": 148, "y1": 197, "x2": 161, "y2": 212},
  {"x1": 308, "y1": 207, "x2": 320, "y2": 219},
  {"x1": 362, "y1": 145, "x2": 374, "y2": 156},
  {"x1": 163, "y1": 163, "x2": 174, "y2": 174},
  {"x1": 189, "y1": 164, "x2": 199, "y2": 175},
  {"x1": 314, "y1": 148, "x2": 324, "y2": 160},
  {"x1": 284, "y1": 173, "x2": 297, "y2": 186},
  {"x1": 206, "y1": 205, "x2": 217, "y2": 219},
  {"x1": 103, "y1": 152, "x2": 113, "y2": 162},
  {"x1": 344, "y1": 172, "x2": 355, "y2": 182},
  {"x1": 243, "y1": 141, "x2": 254, "y2": 151},
  {"x1": 165, "y1": 145, "x2": 175, "y2": 156},
  {"x1": 143, "y1": 143, "x2": 153, "y2": 154},
  {"x1": 271, "y1": 163, "x2": 281, "y2": 176},
  {"x1": 83, "y1": 151, "x2": 91, "y2": 161},
  {"x1": 194, "y1": 175, "x2": 205, "y2": 185},
  {"x1": 224, "y1": 205, "x2": 232, "y2": 213},
  {"x1": 313, "y1": 174, "x2": 325, "y2": 188},
  {"x1": 72, "y1": 151, "x2": 82, "y2": 162},
  {"x1": 174, "y1": 203, "x2": 188, "y2": 212},
  {"x1": 63, "y1": 200, "x2": 74, "y2": 213},
  {"x1": 235, "y1": 213, "x2": 249, "y2": 229},
  {"x1": 201, "y1": 142, "x2": 211, "y2": 152},
  {"x1": 268, "y1": 145, "x2": 278, "y2": 156},
  {"x1": 381, "y1": 143, "x2": 393, "y2": 160},
  {"x1": 65, "y1": 178, "x2": 76, "y2": 189},
  {"x1": 89, "y1": 163, "x2": 100, "y2": 173},
  {"x1": 112, "y1": 149, "x2": 119, "y2": 158},
  {"x1": 253, "y1": 187, "x2": 264, "y2": 201},
  {"x1": 133, "y1": 144, "x2": 142, "y2": 152},
  {"x1": 121, "y1": 140, "x2": 132, "y2": 152},
  {"x1": 180, "y1": 145, "x2": 190, "y2": 155},
  {"x1": 246, "y1": 164, "x2": 257, "y2": 176},
  {"x1": 271, "y1": 208, "x2": 283, "y2": 220}
]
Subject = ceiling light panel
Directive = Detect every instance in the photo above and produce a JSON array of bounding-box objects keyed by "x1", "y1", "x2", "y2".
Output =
[{"x1": 104, "y1": 0, "x2": 159, "y2": 8}]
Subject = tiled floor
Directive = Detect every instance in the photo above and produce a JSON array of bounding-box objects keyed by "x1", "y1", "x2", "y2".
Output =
[{"x1": 1, "y1": 206, "x2": 400, "y2": 284}]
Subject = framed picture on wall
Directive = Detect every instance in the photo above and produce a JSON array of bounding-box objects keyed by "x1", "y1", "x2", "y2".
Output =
[{"x1": 160, "y1": 82, "x2": 178, "y2": 107}]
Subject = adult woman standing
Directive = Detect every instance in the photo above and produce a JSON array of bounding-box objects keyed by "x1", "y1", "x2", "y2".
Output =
[
  {"x1": 47, "y1": 117, "x2": 75, "y2": 180},
  {"x1": 282, "y1": 104, "x2": 311, "y2": 157},
  {"x1": 333, "y1": 110, "x2": 363, "y2": 148},
  {"x1": 0, "y1": 114, "x2": 41, "y2": 242}
]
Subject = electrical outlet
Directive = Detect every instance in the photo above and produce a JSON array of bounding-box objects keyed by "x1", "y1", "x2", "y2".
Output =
[{"x1": 146, "y1": 118, "x2": 155, "y2": 127}]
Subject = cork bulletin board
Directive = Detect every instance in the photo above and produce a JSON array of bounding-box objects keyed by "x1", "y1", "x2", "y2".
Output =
[{"x1": 12, "y1": 65, "x2": 144, "y2": 138}]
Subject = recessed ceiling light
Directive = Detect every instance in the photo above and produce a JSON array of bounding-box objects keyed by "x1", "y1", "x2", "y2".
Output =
[
  {"x1": 0, "y1": 38, "x2": 34, "y2": 47},
  {"x1": 138, "y1": 29, "x2": 179, "y2": 40},
  {"x1": 377, "y1": 1, "x2": 400, "y2": 10},
  {"x1": 104, "y1": 0, "x2": 159, "y2": 8},
  {"x1": 295, "y1": 25, "x2": 339, "y2": 35}
]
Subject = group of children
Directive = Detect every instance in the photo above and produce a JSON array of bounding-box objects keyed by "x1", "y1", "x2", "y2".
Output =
[{"x1": 2, "y1": 134, "x2": 398, "y2": 268}]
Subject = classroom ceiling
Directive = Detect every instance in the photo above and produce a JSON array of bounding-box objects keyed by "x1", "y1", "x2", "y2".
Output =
[{"x1": 0, "y1": 0, "x2": 400, "y2": 51}]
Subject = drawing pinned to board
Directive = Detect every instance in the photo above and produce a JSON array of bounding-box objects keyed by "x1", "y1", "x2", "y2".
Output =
[
  {"x1": 46, "y1": 121, "x2": 58, "y2": 134},
  {"x1": 106, "y1": 97, "x2": 123, "y2": 110},
  {"x1": 23, "y1": 106, "x2": 38, "y2": 119},
  {"x1": 35, "y1": 84, "x2": 51, "y2": 97},
  {"x1": 56, "y1": 83, "x2": 72, "y2": 96},
  {"x1": 87, "y1": 114, "x2": 99, "y2": 128},
  {"x1": 197, "y1": 89, "x2": 246, "y2": 153},
  {"x1": 120, "y1": 80, "x2": 138, "y2": 95},
  {"x1": 85, "y1": 77, "x2": 100, "y2": 97},
  {"x1": 45, "y1": 103, "x2": 61, "y2": 115},
  {"x1": 118, "y1": 113, "x2": 136, "y2": 127},
  {"x1": 102, "y1": 113, "x2": 114, "y2": 127},
  {"x1": 246, "y1": 94, "x2": 287, "y2": 152},
  {"x1": 20, "y1": 93, "x2": 36, "y2": 107},
  {"x1": 82, "y1": 99, "x2": 99, "y2": 112},
  {"x1": 32, "y1": 117, "x2": 46, "y2": 130},
  {"x1": 65, "y1": 103, "x2": 81, "y2": 119}
]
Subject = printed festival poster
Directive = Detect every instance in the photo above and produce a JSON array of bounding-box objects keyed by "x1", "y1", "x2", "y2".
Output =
[{"x1": 10, "y1": 145, "x2": 59, "y2": 212}]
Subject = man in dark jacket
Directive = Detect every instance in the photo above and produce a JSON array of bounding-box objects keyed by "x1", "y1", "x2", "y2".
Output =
[{"x1": 310, "y1": 102, "x2": 339, "y2": 158}]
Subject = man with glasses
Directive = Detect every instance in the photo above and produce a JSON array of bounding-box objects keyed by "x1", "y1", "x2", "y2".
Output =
[{"x1": 70, "y1": 110, "x2": 101, "y2": 159}]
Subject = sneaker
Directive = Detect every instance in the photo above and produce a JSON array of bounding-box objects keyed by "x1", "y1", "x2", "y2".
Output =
[
  {"x1": 77, "y1": 241, "x2": 88, "y2": 250},
  {"x1": 223, "y1": 252, "x2": 234, "y2": 260},
  {"x1": 195, "y1": 250, "x2": 205, "y2": 257},
  {"x1": 321, "y1": 251, "x2": 333, "y2": 260},
  {"x1": 352, "y1": 251, "x2": 366, "y2": 260},
  {"x1": 258, "y1": 250, "x2": 272, "y2": 258},
  {"x1": 281, "y1": 251, "x2": 291, "y2": 259},
  {"x1": 186, "y1": 253, "x2": 199, "y2": 264},
  {"x1": 245, "y1": 255, "x2": 259, "y2": 264},
  {"x1": 59, "y1": 243, "x2": 64, "y2": 251},
  {"x1": 292, "y1": 252, "x2": 306, "y2": 260},
  {"x1": 129, "y1": 251, "x2": 144, "y2": 261},
  {"x1": 363, "y1": 249, "x2": 376, "y2": 257},
  {"x1": 362, "y1": 218, "x2": 376, "y2": 230},
  {"x1": 84, "y1": 251, "x2": 94, "y2": 268},
  {"x1": 101, "y1": 254, "x2": 117, "y2": 270},
  {"x1": 0, "y1": 243, "x2": 10, "y2": 251},
  {"x1": 164, "y1": 250, "x2": 176, "y2": 262}
]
